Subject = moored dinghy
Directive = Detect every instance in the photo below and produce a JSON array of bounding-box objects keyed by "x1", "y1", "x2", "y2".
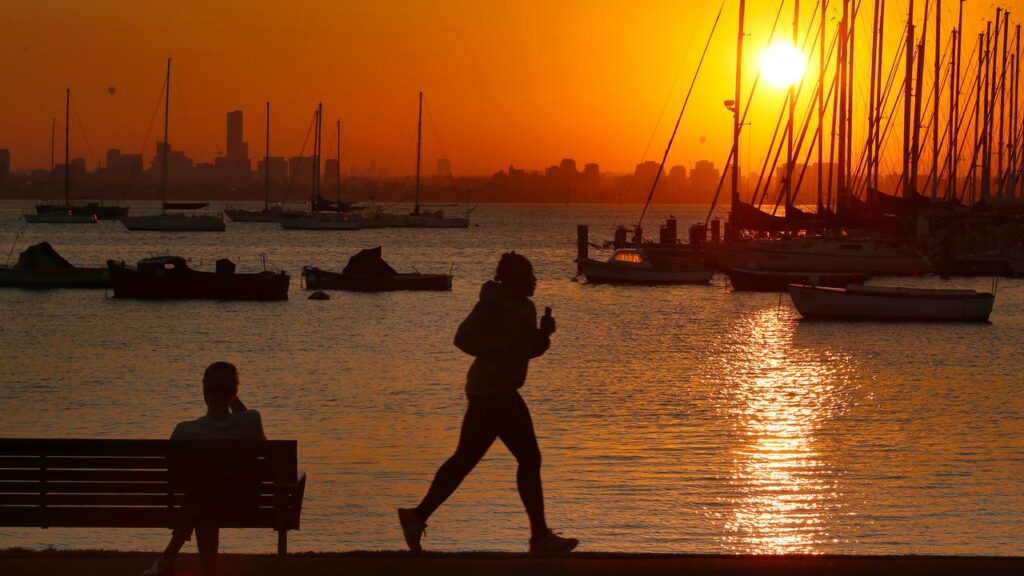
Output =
[
  {"x1": 302, "y1": 247, "x2": 452, "y2": 292},
  {"x1": 0, "y1": 242, "x2": 107, "y2": 288},
  {"x1": 787, "y1": 284, "x2": 995, "y2": 321},
  {"x1": 726, "y1": 268, "x2": 870, "y2": 292},
  {"x1": 107, "y1": 256, "x2": 289, "y2": 300},
  {"x1": 578, "y1": 248, "x2": 713, "y2": 284}
]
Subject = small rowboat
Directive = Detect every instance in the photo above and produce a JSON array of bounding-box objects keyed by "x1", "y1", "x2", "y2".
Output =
[
  {"x1": 787, "y1": 284, "x2": 995, "y2": 322},
  {"x1": 726, "y1": 268, "x2": 869, "y2": 292}
]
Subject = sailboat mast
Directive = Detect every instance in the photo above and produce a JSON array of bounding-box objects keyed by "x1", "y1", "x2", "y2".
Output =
[
  {"x1": 312, "y1": 103, "x2": 322, "y2": 212},
  {"x1": 265, "y1": 101, "x2": 270, "y2": 210},
  {"x1": 415, "y1": 91, "x2": 422, "y2": 216},
  {"x1": 932, "y1": 0, "x2": 941, "y2": 199},
  {"x1": 50, "y1": 118, "x2": 55, "y2": 175},
  {"x1": 911, "y1": 2, "x2": 927, "y2": 201},
  {"x1": 1014, "y1": 25, "x2": 1021, "y2": 197},
  {"x1": 972, "y1": 31, "x2": 983, "y2": 205},
  {"x1": 845, "y1": 0, "x2": 855, "y2": 206},
  {"x1": 874, "y1": 0, "x2": 886, "y2": 192},
  {"x1": 948, "y1": 28, "x2": 958, "y2": 199},
  {"x1": 867, "y1": 0, "x2": 880, "y2": 199},
  {"x1": 817, "y1": 0, "x2": 826, "y2": 208},
  {"x1": 982, "y1": 21, "x2": 992, "y2": 202},
  {"x1": 785, "y1": 0, "x2": 797, "y2": 212},
  {"x1": 951, "y1": 0, "x2": 964, "y2": 200},
  {"x1": 902, "y1": 2, "x2": 914, "y2": 199},
  {"x1": 837, "y1": 0, "x2": 848, "y2": 211},
  {"x1": 997, "y1": 10, "x2": 1008, "y2": 197},
  {"x1": 161, "y1": 58, "x2": 170, "y2": 215},
  {"x1": 336, "y1": 119, "x2": 342, "y2": 205},
  {"x1": 64, "y1": 88, "x2": 70, "y2": 209},
  {"x1": 730, "y1": 0, "x2": 745, "y2": 227}
]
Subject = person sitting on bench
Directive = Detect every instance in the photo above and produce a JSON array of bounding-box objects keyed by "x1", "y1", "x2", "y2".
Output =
[{"x1": 142, "y1": 361, "x2": 266, "y2": 576}]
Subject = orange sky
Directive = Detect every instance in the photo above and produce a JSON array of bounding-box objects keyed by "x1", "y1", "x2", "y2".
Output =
[{"x1": 0, "y1": 0, "x2": 1013, "y2": 176}]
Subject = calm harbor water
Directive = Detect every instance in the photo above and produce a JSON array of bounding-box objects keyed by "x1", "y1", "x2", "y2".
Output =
[{"x1": 0, "y1": 202, "x2": 1021, "y2": 555}]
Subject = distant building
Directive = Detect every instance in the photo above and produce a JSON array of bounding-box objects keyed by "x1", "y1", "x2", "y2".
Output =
[
  {"x1": 289, "y1": 156, "x2": 315, "y2": 193},
  {"x1": 633, "y1": 161, "x2": 662, "y2": 194},
  {"x1": 0, "y1": 149, "x2": 9, "y2": 194},
  {"x1": 559, "y1": 158, "x2": 577, "y2": 176},
  {"x1": 226, "y1": 110, "x2": 247, "y2": 161},
  {"x1": 70, "y1": 157, "x2": 86, "y2": 180},
  {"x1": 436, "y1": 158, "x2": 452, "y2": 179},
  {"x1": 153, "y1": 141, "x2": 194, "y2": 185},
  {"x1": 581, "y1": 162, "x2": 600, "y2": 196},
  {"x1": 105, "y1": 149, "x2": 143, "y2": 185},
  {"x1": 324, "y1": 158, "x2": 340, "y2": 190},
  {"x1": 257, "y1": 156, "x2": 288, "y2": 187},
  {"x1": 215, "y1": 110, "x2": 251, "y2": 188},
  {"x1": 690, "y1": 160, "x2": 719, "y2": 202}
]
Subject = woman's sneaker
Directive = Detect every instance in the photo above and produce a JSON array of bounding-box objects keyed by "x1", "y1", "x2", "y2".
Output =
[
  {"x1": 529, "y1": 530, "x2": 578, "y2": 554},
  {"x1": 140, "y1": 558, "x2": 173, "y2": 576},
  {"x1": 397, "y1": 508, "x2": 426, "y2": 553}
]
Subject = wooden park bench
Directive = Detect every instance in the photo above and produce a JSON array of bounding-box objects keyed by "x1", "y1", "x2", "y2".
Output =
[{"x1": 0, "y1": 438, "x2": 306, "y2": 556}]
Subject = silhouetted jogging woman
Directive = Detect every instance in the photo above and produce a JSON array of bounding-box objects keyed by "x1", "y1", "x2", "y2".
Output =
[{"x1": 399, "y1": 252, "x2": 578, "y2": 554}]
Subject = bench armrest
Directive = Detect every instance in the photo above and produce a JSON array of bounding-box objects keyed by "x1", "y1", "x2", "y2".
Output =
[{"x1": 290, "y1": 472, "x2": 307, "y2": 529}]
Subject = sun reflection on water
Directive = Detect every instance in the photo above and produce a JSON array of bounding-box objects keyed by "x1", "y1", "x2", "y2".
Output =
[{"x1": 706, "y1": 307, "x2": 852, "y2": 554}]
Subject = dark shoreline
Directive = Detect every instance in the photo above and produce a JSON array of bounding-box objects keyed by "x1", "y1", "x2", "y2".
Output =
[{"x1": 2, "y1": 549, "x2": 1023, "y2": 575}]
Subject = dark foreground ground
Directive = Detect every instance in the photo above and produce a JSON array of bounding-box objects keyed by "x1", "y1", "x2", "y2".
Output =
[{"x1": 2, "y1": 550, "x2": 1023, "y2": 576}]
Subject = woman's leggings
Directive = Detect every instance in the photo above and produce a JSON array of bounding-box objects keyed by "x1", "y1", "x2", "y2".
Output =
[{"x1": 415, "y1": 390, "x2": 547, "y2": 538}]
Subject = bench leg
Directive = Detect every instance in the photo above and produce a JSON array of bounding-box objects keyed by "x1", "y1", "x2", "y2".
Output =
[{"x1": 276, "y1": 530, "x2": 287, "y2": 576}]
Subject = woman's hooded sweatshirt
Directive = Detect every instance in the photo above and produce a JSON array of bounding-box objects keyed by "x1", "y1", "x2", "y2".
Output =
[{"x1": 454, "y1": 280, "x2": 550, "y2": 396}]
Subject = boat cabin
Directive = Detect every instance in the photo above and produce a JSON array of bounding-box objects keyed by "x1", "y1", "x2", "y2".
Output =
[{"x1": 608, "y1": 249, "x2": 650, "y2": 267}]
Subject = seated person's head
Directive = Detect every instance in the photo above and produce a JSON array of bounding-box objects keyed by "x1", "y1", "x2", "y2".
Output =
[
  {"x1": 495, "y1": 252, "x2": 536, "y2": 297},
  {"x1": 203, "y1": 361, "x2": 239, "y2": 410}
]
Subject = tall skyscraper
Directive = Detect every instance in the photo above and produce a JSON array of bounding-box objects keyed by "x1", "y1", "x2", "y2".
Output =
[{"x1": 226, "y1": 110, "x2": 247, "y2": 161}]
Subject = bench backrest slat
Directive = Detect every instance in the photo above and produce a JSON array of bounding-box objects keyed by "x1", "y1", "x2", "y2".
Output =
[{"x1": 0, "y1": 438, "x2": 300, "y2": 530}]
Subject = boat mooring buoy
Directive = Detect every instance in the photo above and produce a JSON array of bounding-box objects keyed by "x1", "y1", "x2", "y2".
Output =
[{"x1": 308, "y1": 290, "x2": 330, "y2": 300}]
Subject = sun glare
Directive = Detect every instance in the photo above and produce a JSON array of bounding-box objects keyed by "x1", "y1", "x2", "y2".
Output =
[{"x1": 760, "y1": 42, "x2": 807, "y2": 89}]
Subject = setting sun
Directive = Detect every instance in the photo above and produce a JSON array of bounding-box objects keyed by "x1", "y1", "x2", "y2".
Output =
[{"x1": 759, "y1": 42, "x2": 807, "y2": 89}]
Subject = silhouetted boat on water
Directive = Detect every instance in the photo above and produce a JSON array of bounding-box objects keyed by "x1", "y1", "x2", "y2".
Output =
[
  {"x1": 107, "y1": 256, "x2": 289, "y2": 300},
  {"x1": 162, "y1": 201, "x2": 209, "y2": 210},
  {"x1": 302, "y1": 247, "x2": 452, "y2": 292},
  {"x1": 787, "y1": 284, "x2": 994, "y2": 321},
  {"x1": 278, "y1": 106, "x2": 364, "y2": 230},
  {"x1": 121, "y1": 59, "x2": 224, "y2": 232},
  {"x1": 0, "y1": 242, "x2": 106, "y2": 288},
  {"x1": 726, "y1": 268, "x2": 870, "y2": 292},
  {"x1": 25, "y1": 89, "x2": 98, "y2": 225},
  {"x1": 35, "y1": 202, "x2": 128, "y2": 220},
  {"x1": 576, "y1": 225, "x2": 712, "y2": 284}
]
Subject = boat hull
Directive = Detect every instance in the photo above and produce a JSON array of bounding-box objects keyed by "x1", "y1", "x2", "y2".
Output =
[
  {"x1": 406, "y1": 214, "x2": 470, "y2": 228},
  {"x1": 36, "y1": 203, "x2": 129, "y2": 219},
  {"x1": 726, "y1": 268, "x2": 870, "y2": 292},
  {"x1": 579, "y1": 259, "x2": 713, "y2": 284},
  {"x1": 0, "y1": 267, "x2": 107, "y2": 288},
  {"x1": 787, "y1": 284, "x2": 994, "y2": 321},
  {"x1": 122, "y1": 214, "x2": 225, "y2": 231},
  {"x1": 280, "y1": 215, "x2": 361, "y2": 230},
  {"x1": 107, "y1": 262, "x2": 289, "y2": 300},
  {"x1": 302, "y1": 267, "x2": 452, "y2": 292},
  {"x1": 225, "y1": 209, "x2": 286, "y2": 222},
  {"x1": 23, "y1": 213, "x2": 97, "y2": 224},
  {"x1": 708, "y1": 239, "x2": 932, "y2": 276}
]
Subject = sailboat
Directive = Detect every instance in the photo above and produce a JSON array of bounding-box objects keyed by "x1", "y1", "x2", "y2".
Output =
[
  {"x1": 24, "y1": 89, "x2": 97, "y2": 224},
  {"x1": 404, "y1": 92, "x2": 470, "y2": 228},
  {"x1": 699, "y1": 0, "x2": 936, "y2": 277},
  {"x1": 280, "y1": 105, "x2": 360, "y2": 230},
  {"x1": 225, "y1": 102, "x2": 300, "y2": 222},
  {"x1": 122, "y1": 59, "x2": 225, "y2": 232}
]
